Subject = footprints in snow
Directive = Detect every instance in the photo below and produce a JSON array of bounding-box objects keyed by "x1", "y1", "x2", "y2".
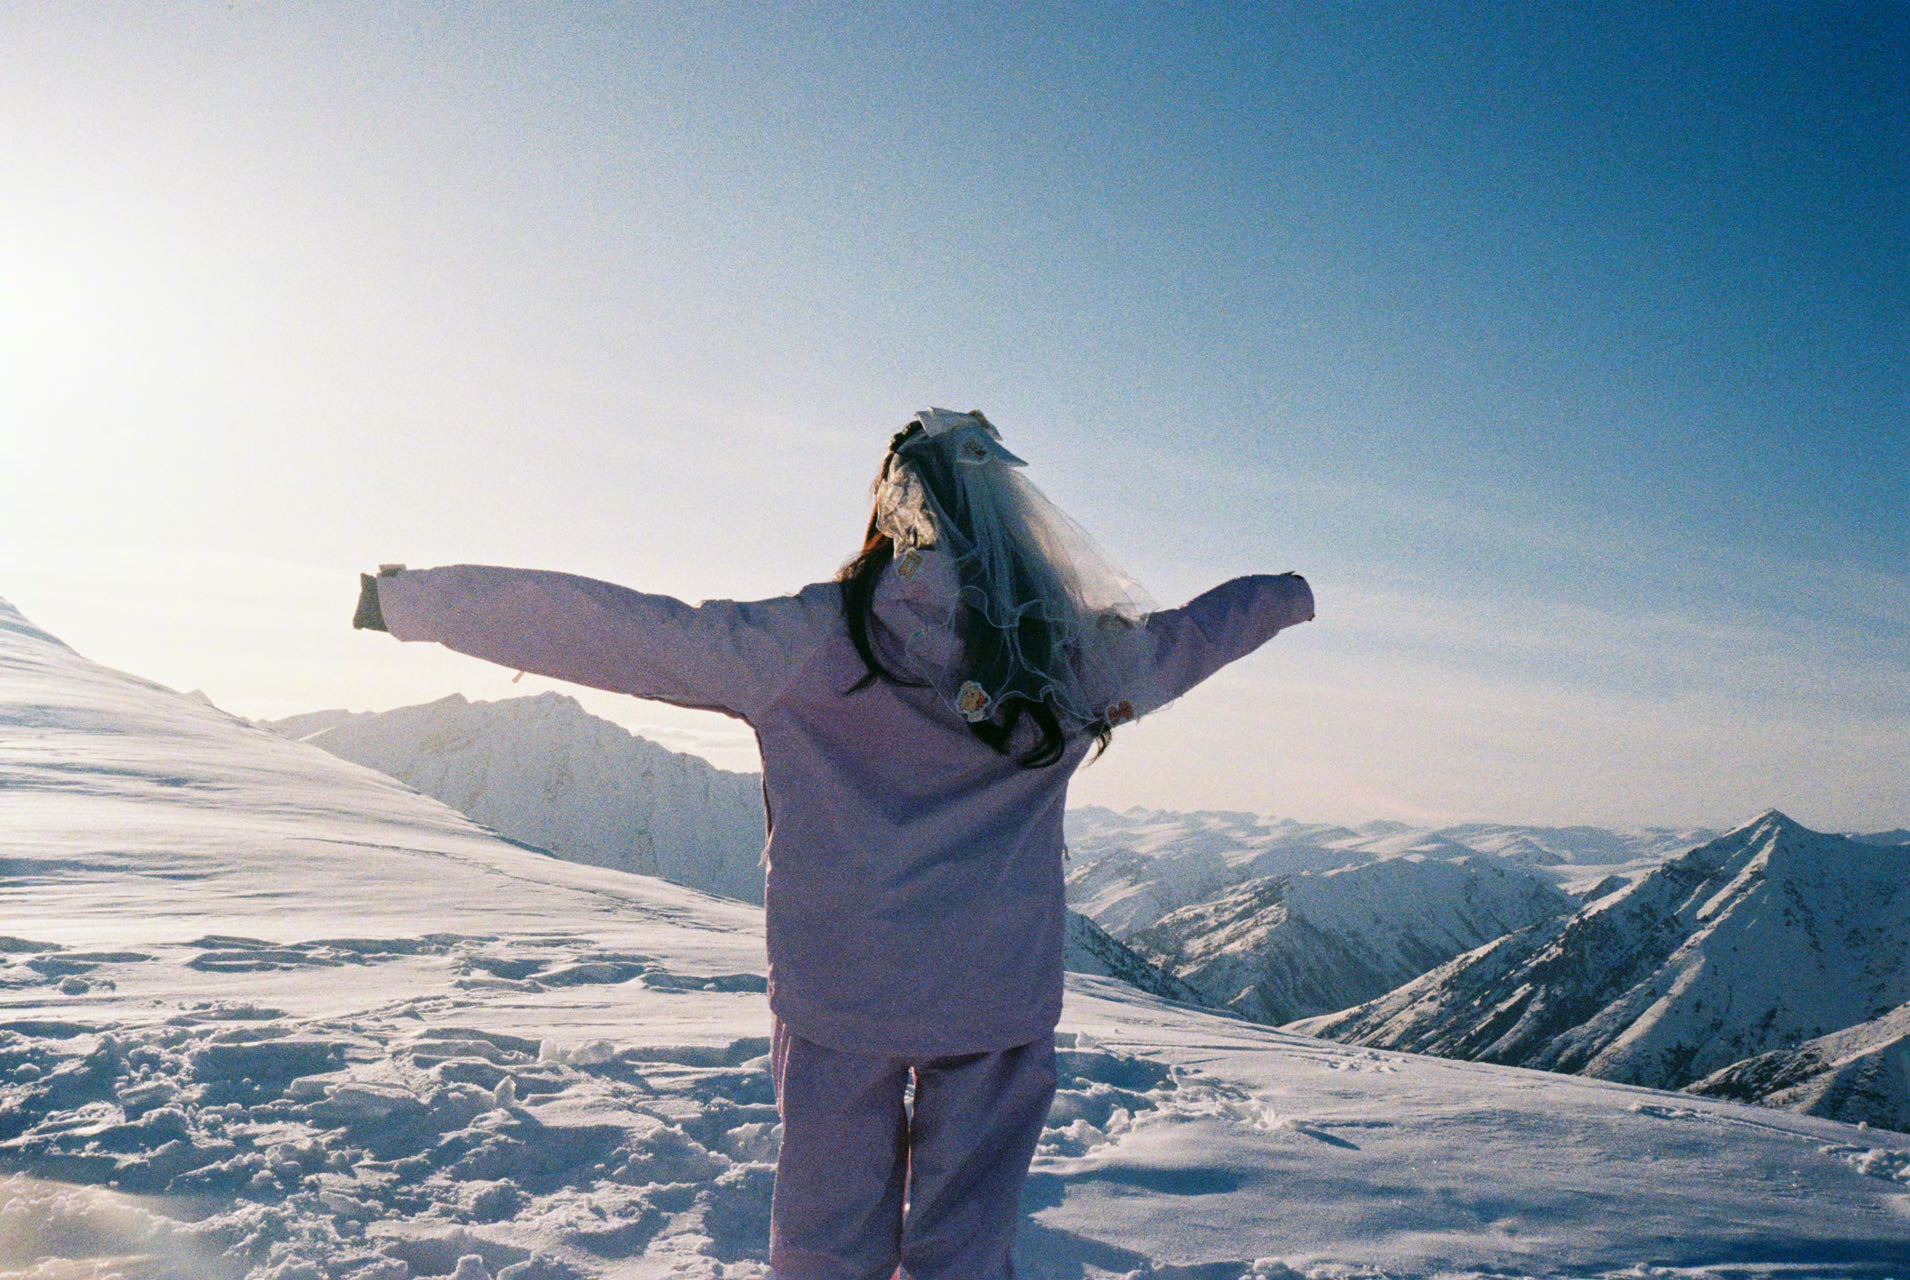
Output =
[
  {"x1": 0, "y1": 1017, "x2": 1344, "y2": 1275},
  {"x1": 1042, "y1": 1032, "x2": 1364, "y2": 1158},
  {"x1": 0, "y1": 938, "x2": 148, "y2": 994},
  {"x1": 0, "y1": 934, "x2": 1384, "y2": 1277},
  {"x1": 2, "y1": 932, "x2": 764, "y2": 997},
  {"x1": 1821, "y1": 1142, "x2": 1910, "y2": 1186}
]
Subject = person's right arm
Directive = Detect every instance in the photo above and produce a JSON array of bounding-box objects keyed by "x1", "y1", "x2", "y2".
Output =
[
  {"x1": 355, "y1": 563, "x2": 840, "y2": 722},
  {"x1": 1126, "y1": 572, "x2": 1314, "y2": 719}
]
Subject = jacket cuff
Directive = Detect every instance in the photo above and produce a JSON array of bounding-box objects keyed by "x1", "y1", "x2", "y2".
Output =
[
  {"x1": 1264, "y1": 572, "x2": 1314, "y2": 629},
  {"x1": 371, "y1": 568, "x2": 430, "y2": 643},
  {"x1": 1287, "y1": 573, "x2": 1315, "y2": 624}
]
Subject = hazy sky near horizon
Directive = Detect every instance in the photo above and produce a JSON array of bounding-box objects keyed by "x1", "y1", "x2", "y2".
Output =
[{"x1": 4, "y1": 3, "x2": 1905, "y2": 830}]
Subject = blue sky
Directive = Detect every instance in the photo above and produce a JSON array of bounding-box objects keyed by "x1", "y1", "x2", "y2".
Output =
[{"x1": 3, "y1": 3, "x2": 1904, "y2": 828}]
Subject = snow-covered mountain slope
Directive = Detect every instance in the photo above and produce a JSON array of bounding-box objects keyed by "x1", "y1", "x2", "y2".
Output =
[
  {"x1": 1062, "y1": 809, "x2": 1364, "y2": 937},
  {"x1": 258, "y1": 705, "x2": 365, "y2": 739},
  {"x1": 1290, "y1": 813, "x2": 1910, "y2": 1104},
  {"x1": 1429, "y1": 819, "x2": 1721, "y2": 867},
  {"x1": 1061, "y1": 912, "x2": 1207, "y2": 1007},
  {"x1": 260, "y1": 692, "x2": 770, "y2": 904},
  {"x1": 263, "y1": 695, "x2": 1192, "y2": 1003},
  {"x1": 1689, "y1": 1002, "x2": 1910, "y2": 1133},
  {"x1": 1063, "y1": 806, "x2": 1713, "y2": 936},
  {"x1": 1127, "y1": 857, "x2": 1575, "y2": 1025},
  {"x1": 6, "y1": 597, "x2": 1909, "y2": 1279}
]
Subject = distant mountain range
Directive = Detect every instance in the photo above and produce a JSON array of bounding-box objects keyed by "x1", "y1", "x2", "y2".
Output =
[
  {"x1": 1126, "y1": 855, "x2": 1575, "y2": 1024},
  {"x1": 1290, "y1": 811, "x2": 1910, "y2": 1129},
  {"x1": 1061, "y1": 805, "x2": 1720, "y2": 936}
]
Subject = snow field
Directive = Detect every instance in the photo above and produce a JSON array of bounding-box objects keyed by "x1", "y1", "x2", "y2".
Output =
[{"x1": 6, "y1": 601, "x2": 1909, "y2": 1279}]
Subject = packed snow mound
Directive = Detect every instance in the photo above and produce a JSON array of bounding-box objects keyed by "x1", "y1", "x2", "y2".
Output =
[
  {"x1": 1128, "y1": 856, "x2": 1575, "y2": 1024},
  {"x1": 1690, "y1": 1001, "x2": 1910, "y2": 1133},
  {"x1": 1291, "y1": 812, "x2": 1910, "y2": 1099},
  {"x1": 1062, "y1": 805, "x2": 1713, "y2": 935},
  {"x1": 263, "y1": 691, "x2": 770, "y2": 903},
  {"x1": 5, "y1": 598, "x2": 1909, "y2": 1278}
]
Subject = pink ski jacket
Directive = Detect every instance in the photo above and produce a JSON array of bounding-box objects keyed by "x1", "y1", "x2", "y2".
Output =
[{"x1": 372, "y1": 552, "x2": 1314, "y2": 1057}]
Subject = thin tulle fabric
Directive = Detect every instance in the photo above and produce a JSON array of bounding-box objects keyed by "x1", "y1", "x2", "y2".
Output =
[{"x1": 871, "y1": 413, "x2": 1169, "y2": 732}]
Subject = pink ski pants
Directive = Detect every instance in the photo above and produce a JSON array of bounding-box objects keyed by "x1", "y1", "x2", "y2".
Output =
[{"x1": 767, "y1": 1012, "x2": 1060, "y2": 1280}]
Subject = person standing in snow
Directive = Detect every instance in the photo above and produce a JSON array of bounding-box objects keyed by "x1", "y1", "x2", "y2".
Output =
[{"x1": 354, "y1": 407, "x2": 1315, "y2": 1279}]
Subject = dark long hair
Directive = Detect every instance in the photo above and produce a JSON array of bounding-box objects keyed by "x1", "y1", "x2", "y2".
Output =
[{"x1": 835, "y1": 420, "x2": 1116, "y2": 769}]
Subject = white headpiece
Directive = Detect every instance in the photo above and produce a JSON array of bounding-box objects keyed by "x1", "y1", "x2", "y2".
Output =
[{"x1": 869, "y1": 407, "x2": 1166, "y2": 735}]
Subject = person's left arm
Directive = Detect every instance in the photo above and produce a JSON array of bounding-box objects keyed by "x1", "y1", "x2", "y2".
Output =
[{"x1": 360, "y1": 564, "x2": 840, "y2": 721}]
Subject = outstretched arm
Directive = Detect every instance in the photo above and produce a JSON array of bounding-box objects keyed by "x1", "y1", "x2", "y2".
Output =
[
  {"x1": 1127, "y1": 572, "x2": 1314, "y2": 719},
  {"x1": 359, "y1": 564, "x2": 840, "y2": 722}
]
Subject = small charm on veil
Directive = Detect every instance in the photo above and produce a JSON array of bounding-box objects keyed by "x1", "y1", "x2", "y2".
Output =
[
  {"x1": 955, "y1": 680, "x2": 991, "y2": 721},
  {"x1": 1104, "y1": 699, "x2": 1134, "y2": 726},
  {"x1": 896, "y1": 546, "x2": 925, "y2": 580}
]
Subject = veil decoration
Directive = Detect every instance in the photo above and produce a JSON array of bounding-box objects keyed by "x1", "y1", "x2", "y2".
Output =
[{"x1": 869, "y1": 407, "x2": 1167, "y2": 735}]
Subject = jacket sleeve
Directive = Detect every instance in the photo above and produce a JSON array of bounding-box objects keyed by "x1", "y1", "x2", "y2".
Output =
[
  {"x1": 371, "y1": 564, "x2": 841, "y2": 722},
  {"x1": 1127, "y1": 573, "x2": 1314, "y2": 718}
]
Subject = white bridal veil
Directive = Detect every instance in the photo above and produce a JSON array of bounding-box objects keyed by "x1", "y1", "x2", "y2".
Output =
[{"x1": 870, "y1": 407, "x2": 1168, "y2": 733}]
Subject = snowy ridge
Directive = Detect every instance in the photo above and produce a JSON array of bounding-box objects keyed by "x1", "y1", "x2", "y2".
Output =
[
  {"x1": 261, "y1": 706, "x2": 365, "y2": 739},
  {"x1": 1127, "y1": 856, "x2": 1575, "y2": 1024},
  {"x1": 1061, "y1": 913, "x2": 1208, "y2": 1008},
  {"x1": 261, "y1": 692, "x2": 770, "y2": 904},
  {"x1": 0, "y1": 598, "x2": 78, "y2": 653},
  {"x1": 1062, "y1": 810, "x2": 1363, "y2": 937},
  {"x1": 1291, "y1": 812, "x2": 1910, "y2": 1126},
  {"x1": 5, "y1": 596, "x2": 1909, "y2": 1278},
  {"x1": 1690, "y1": 1001, "x2": 1910, "y2": 1132},
  {"x1": 1063, "y1": 805, "x2": 1714, "y2": 935}
]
